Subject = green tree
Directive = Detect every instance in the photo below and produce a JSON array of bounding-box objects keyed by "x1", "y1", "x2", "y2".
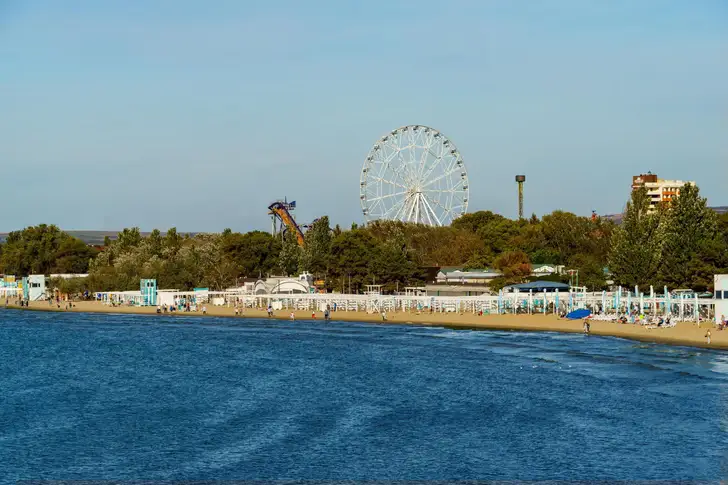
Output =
[
  {"x1": 540, "y1": 211, "x2": 602, "y2": 264},
  {"x1": 451, "y1": 210, "x2": 505, "y2": 233},
  {"x1": 329, "y1": 229, "x2": 378, "y2": 293},
  {"x1": 370, "y1": 237, "x2": 423, "y2": 293},
  {"x1": 493, "y1": 250, "x2": 532, "y2": 286},
  {"x1": 568, "y1": 254, "x2": 607, "y2": 291},
  {"x1": 299, "y1": 216, "x2": 331, "y2": 277},
  {"x1": 221, "y1": 230, "x2": 281, "y2": 278},
  {"x1": 608, "y1": 187, "x2": 665, "y2": 287},
  {"x1": 658, "y1": 184, "x2": 718, "y2": 290},
  {"x1": 462, "y1": 250, "x2": 494, "y2": 270},
  {"x1": 278, "y1": 230, "x2": 301, "y2": 276},
  {"x1": 0, "y1": 224, "x2": 97, "y2": 276},
  {"x1": 164, "y1": 227, "x2": 183, "y2": 255}
]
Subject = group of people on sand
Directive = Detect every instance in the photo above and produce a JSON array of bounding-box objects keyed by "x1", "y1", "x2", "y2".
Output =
[
  {"x1": 155, "y1": 302, "x2": 199, "y2": 314},
  {"x1": 616, "y1": 313, "x2": 673, "y2": 327},
  {"x1": 156, "y1": 304, "x2": 177, "y2": 314},
  {"x1": 705, "y1": 315, "x2": 728, "y2": 344},
  {"x1": 45, "y1": 296, "x2": 74, "y2": 310}
]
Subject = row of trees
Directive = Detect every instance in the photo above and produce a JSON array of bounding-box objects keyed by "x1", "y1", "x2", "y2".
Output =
[
  {"x1": 2, "y1": 185, "x2": 726, "y2": 293},
  {"x1": 608, "y1": 184, "x2": 728, "y2": 291}
]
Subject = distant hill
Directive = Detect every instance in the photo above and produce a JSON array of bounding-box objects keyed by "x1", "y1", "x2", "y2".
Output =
[{"x1": 0, "y1": 230, "x2": 197, "y2": 245}]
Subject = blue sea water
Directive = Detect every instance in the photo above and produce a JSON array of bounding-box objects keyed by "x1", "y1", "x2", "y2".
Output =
[{"x1": 1, "y1": 310, "x2": 727, "y2": 482}]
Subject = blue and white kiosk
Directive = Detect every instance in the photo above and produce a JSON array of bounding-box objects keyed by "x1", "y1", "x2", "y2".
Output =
[{"x1": 140, "y1": 279, "x2": 157, "y2": 306}]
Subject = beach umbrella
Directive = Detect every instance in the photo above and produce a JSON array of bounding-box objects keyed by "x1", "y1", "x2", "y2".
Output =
[
  {"x1": 616, "y1": 287, "x2": 621, "y2": 313},
  {"x1": 694, "y1": 294, "x2": 699, "y2": 322},
  {"x1": 679, "y1": 294, "x2": 684, "y2": 319}
]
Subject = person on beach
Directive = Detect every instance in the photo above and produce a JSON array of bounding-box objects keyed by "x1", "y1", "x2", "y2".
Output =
[
  {"x1": 202, "y1": 306, "x2": 207, "y2": 315},
  {"x1": 381, "y1": 311, "x2": 387, "y2": 322},
  {"x1": 583, "y1": 319, "x2": 590, "y2": 334},
  {"x1": 324, "y1": 308, "x2": 330, "y2": 321},
  {"x1": 290, "y1": 312, "x2": 295, "y2": 321},
  {"x1": 311, "y1": 311, "x2": 316, "y2": 319},
  {"x1": 234, "y1": 307, "x2": 239, "y2": 316},
  {"x1": 705, "y1": 329, "x2": 711, "y2": 345}
]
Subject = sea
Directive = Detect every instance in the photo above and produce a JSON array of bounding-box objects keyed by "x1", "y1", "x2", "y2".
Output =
[{"x1": 1, "y1": 309, "x2": 727, "y2": 482}]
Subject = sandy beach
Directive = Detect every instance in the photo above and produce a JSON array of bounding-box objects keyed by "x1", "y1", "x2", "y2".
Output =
[{"x1": 2, "y1": 299, "x2": 724, "y2": 351}]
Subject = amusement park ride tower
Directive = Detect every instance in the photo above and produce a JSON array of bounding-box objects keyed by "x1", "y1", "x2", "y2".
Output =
[
  {"x1": 515, "y1": 175, "x2": 526, "y2": 219},
  {"x1": 268, "y1": 198, "x2": 305, "y2": 246}
]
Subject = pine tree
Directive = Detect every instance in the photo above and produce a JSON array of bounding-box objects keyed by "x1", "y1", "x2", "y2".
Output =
[
  {"x1": 299, "y1": 216, "x2": 332, "y2": 277},
  {"x1": 658, "y1": 183, "x2": 717, "y2": 290},
  {"x1": 278, "y1": 230, "x2": 301, "y2": 276},
  {"x1": 608, "y1": 187, "x2": 665, "y2": 287}
]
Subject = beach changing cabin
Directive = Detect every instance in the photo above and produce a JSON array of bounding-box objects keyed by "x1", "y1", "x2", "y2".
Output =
[
  {"x1": 140, "y1": 279, "x2": 157, "y2": 306},
  {"x1": 26, "y1": 275, "x2": 47, "y2": 301}
]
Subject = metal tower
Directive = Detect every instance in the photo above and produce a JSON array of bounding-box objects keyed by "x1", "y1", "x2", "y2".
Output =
[{"x1": 515, "y1": 175, "x2": 526, "y2": 219}]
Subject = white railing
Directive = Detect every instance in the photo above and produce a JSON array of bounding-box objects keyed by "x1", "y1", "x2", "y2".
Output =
[{"x1": 88, "y1": 287, "x2": 717, "y2": 322}]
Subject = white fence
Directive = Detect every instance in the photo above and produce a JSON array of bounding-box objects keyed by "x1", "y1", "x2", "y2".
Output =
[{"x1": 92, "y1": 287, "x2": 716, "y2": 322}]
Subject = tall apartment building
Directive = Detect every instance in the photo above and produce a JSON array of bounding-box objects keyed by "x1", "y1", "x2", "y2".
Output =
[{"x1": 631, "y1": 172, "x2": 693, "y2": 211}]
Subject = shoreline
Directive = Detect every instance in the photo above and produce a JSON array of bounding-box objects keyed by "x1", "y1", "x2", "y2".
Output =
[{"x1": 3, "y1": 300, "x2": 726, "y2": 351}]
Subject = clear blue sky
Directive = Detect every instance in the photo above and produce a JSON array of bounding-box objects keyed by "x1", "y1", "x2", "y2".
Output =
[{"x1": 1, "y1": 0, "x2": 726, "y2": 232}]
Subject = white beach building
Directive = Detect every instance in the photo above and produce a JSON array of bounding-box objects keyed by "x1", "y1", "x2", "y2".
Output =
[
  {"x1": 27, "y1": 275, "x2": 47, "y2": 301},
  {"x1": 715, "y1": 275, "x2": 728, "y2": 324},
  {"x1": 436, "y1": 267, "x2": 502, "y2": 285},
  {"x1": 254, "y1": 272, "x2": 314, "y2": 295}
]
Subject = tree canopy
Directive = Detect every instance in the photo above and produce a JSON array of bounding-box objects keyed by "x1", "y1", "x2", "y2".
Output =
[
  {"x1": 2, "y1": 189, "x2": 726, "y2": 293},
  {"x1": 0, "y1": 225, "x2": 97, "y2": 276}
]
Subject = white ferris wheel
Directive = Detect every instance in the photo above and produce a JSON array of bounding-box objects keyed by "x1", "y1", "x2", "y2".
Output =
[{"x1": 359, "y1": 125, "x2": 469, "y2": 226}]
